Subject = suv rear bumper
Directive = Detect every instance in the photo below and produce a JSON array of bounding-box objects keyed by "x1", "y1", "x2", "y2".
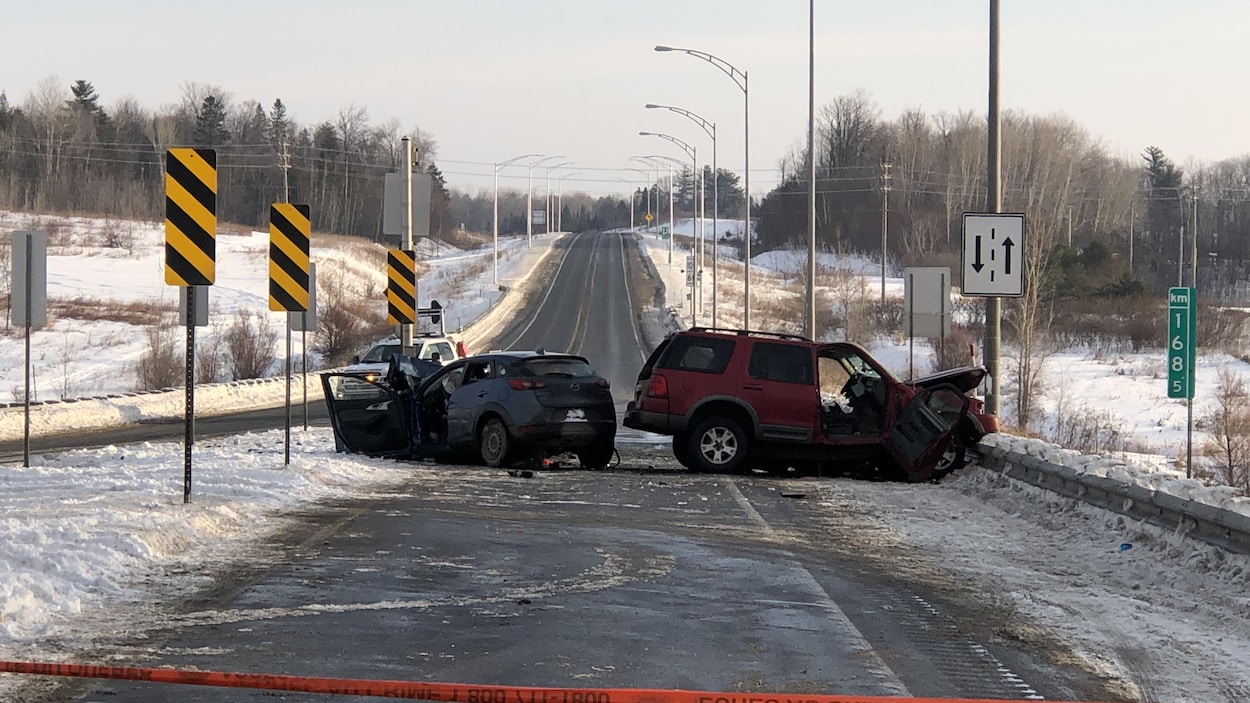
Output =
[{"x1": 623, "y1": 407, "x2": 681, "y2": 434}]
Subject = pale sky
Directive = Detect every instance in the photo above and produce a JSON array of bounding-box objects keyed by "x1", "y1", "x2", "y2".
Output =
[{"x1": 5, "y1": 0, "x2": 1249, "y2": 196}]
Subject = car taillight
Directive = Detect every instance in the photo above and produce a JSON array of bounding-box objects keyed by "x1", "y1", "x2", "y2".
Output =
[
  {"x1": 508, "y1": 378, "x2": 548, "y2": 390},
  {"x1": 646, "y1": 374, "x2": 668, "y2": 399},
  {"x1": 595, "y1": 378, "x2": 610, "y2": 389}
]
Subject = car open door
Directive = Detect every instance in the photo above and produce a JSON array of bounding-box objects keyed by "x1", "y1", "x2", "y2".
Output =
[
  {"x1": 883, "y1": 384, "x2": 969, "y2": 482},
  {"x1": 321, "y1": 372, "x2": 417, "y2": 458}
]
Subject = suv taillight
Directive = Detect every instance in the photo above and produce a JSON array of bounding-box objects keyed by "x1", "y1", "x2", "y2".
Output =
[
  {"x1": 508, "y1": 378, "x2": 548, "y2": 390},
  {"x1": 646, "y1": 374, "x2": 668, "y2": 399}
]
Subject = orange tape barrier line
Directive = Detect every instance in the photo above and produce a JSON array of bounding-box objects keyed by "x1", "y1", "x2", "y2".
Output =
[{"x1": 0, "y1": 659, "x2": 1113, "y2": 703}]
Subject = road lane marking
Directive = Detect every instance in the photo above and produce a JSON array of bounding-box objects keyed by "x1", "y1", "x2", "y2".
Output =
[{"x1": 505, "y1": 234, "x2": 580, "y2": 350}]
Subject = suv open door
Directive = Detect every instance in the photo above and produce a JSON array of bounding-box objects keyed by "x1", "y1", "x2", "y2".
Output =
[
  {"x1": 321, "y1": 356, "x2": 440, "y2": 458},
  {"x1": 884, "y1": 385, "x2": 969, "y2": 482}
]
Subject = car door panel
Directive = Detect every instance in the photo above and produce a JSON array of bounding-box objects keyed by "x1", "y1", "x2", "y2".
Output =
[
  {"x1": 884, "y1": 384, "x2": 969, "y2": 480},
  {"x1": 321, "y1": 373, "x2": 415, "y2": 458}
]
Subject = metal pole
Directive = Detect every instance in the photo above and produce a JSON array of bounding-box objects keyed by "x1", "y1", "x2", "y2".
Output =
[
  {"x1": 712, "y1": 124, "x2": 719, "y2": 328},
  {"x1": 22, "y1": 233, "x2": 32, "y2": 468},
  {"x1": 984, "y1": 0, "x2": 1002, "y2": 416},
  {"x1": 1129, "y1": 200, "x2": 1134, "y2": 273},
  {"x1": 668, "y1": 163, "x2": 674, "y2": 265},
  {"x1": 284, "y1": 324, "x2": 291, "y2": 467},
  {"x1": 1191, "y1": 193, "x2": 1198, "y2": 288},
  {"x1": 302, "y1": 328, "x2": 308, "y2": 431},
  {"x1": 698, "y1": 162, "x2": 706, "y2": 320},
  {"x1": 526, "y1": 165, "x2": 533, "y2": 247},
  {"x1": 493, "y1": 163, "x2": 500, "y2": 284},
  {"x1": 806, "y1": 0, "x2": 817, "y2": 340},
  {"x1": 401, "y1": 136, "x2": 414, "y2": 354},
  {"x1": 184, "y1": 289, "x2": 195, "y2": 504},
  {"x1": 881, "y1": 163, "x2": 890, "y2": 302},
  {"x1": 743, "y1": 72, "x2": 752, "y2": 330},
  {"x1": 546, "y1": 169, "x2": 552, "y2": 234}
]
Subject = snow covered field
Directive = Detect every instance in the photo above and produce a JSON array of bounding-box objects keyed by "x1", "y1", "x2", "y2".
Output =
[{"x1": 2, "y1": 213, "x2": 1250, "y2": 701}]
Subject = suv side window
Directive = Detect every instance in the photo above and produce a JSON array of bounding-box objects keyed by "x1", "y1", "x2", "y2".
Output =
[
  {"x1": 432, "y1": 342, "x2": 455, "y2": 360},
  {"x1": 748, "y1": 342, "x2": 814, "y2": 385},
  {"x1": 658, "y1": 336, "x2": 735, "y2": 374}
]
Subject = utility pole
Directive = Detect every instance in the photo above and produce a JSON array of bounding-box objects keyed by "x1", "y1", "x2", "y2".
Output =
[
  {"x1": 279, "y1": 141, "x2": 291, "y2": 204},
  {"x1": 805, "y1": 0, "x2": 817, "y2": 340},
  {"x1": 880, "y1": 162, "x2": 891, "y2": 303},
  {"x1": 1191, "y1": 191, "x2": 1198, "y2": 288},
  {"x1": 1129, "y1": 200, "x2": 1134, "y2": 273},
  {"x1": 984, "y1": 0, "x2": 1002, "y2": 417},
  {"x1": 401, "y1": 136, "x2": 415, "y2": 355}
]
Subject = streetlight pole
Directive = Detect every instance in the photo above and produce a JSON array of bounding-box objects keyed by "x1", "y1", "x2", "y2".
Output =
[
  {"x1": 494, "y1": 153, "x2": 541, "y2": 284},
  {"x1": 646, "y1": 103, "x2": 718, "y2": 326},
  {"x1": 545, "y1": 161, "x2": 573, "y2": 234},
  {"x1": 526, "y1": 155, "x2": 563, "y2": 247},
  {"x1": 805, "y1": 0, "x2": 817, "y2": 340},
  {"x1": 640, "y1": 132, "x2": 698, "y2": 314},
  {"x1": 656, "y1": 44, "x2": 750, "y2": 329},
  {"x1": 985, "y1": 0, "x2": 1002, "y2": 416}
]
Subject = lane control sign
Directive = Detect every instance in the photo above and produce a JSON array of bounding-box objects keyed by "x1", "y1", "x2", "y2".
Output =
[{"x1": 961, "y1": 212, "x2": 1024, "y2": 297}]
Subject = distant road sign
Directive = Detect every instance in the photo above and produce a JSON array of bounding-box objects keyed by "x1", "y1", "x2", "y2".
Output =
[
  {"x1": 269, "y1": 203, "x2": 311, "y2": 312},
  {"x1": 645, "y1": 212, "x2": 653, "y2": 223},
  {"x1": 387, "y1": 249, "x2": 417, "y2": 325},
  {"x1": 1168, "y1": 287, "x2": 1197, "y2": 399},
  {"x1": 164, "y1": 148, "x2": 217, "y2": 286},
  {"x1": 11, "y1": 230, "x2": 47, "y2": 328},
  {"x1": 961, "y1": 213, "x2": 1024, "y2": 297}
]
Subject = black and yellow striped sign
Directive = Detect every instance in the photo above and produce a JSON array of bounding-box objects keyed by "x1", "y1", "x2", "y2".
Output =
[
  {"x1": 387, "y1": 249, "x2": 417, "y2": 325},
  {"x1": 268, "y1": 203, "x2": 311, "y2": 312},
  {"x1": 164, "y1": 148, "x2": 217, "y2": 286}
]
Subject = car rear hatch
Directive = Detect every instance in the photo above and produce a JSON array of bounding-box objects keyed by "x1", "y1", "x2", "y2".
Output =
[{"x1": 514, "y1": 356, "x2": 614, "y2": 420}]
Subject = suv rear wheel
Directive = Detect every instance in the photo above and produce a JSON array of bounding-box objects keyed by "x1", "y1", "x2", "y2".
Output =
[
  {"x1": 671, "y1": 434, "x2": 694, "y2": 470},
  {"x1": 686, "y1": 416, "x2": 750, "y2": 474}
]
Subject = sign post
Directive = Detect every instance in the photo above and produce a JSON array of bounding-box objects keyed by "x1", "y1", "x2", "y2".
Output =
[
  {"x1": 164, "y1": 148, "x2": 217, "y2": 504},
  {"x1": 269, "y1": 203, "x2": 311, "y2": 467},
  {"x1": 960, "y1": 213, "x2": 1025, "y2": 404},
  {"x1": 904, "y1": 267, "x2": 951, "y2": 380},
  {"x1": 290, "y1": 263, "x2": 318, "y2": 431},
  {"x1": 12, "y1": 230, "x2": 47, "y2": 468},
  {"x1": 1168, "y1": 286, "x2": 1197, "y2": 478}
]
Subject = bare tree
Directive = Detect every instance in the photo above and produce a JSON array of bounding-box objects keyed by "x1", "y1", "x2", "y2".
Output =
[
  {"x1": 1203, "y1": 368, "x2": 1250, "y2": 490},
  {"x1": 224, "y1": 311, "x2": 278, "y2": 380}
]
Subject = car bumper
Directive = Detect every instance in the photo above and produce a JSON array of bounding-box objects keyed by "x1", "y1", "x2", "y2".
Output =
[
  {"x1": 513, "y1": 420, "x2": 616, "y2": 449},
  {"x1": 623, "y1": 407, "x2": 675, "y2": 434}
]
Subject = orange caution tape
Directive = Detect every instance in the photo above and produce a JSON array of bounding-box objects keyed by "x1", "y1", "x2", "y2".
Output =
[{"x1": 0, "y1": 659, "x2": 1112, "y2": 703}]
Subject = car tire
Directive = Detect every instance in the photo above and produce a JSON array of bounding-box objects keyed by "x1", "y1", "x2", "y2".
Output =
[
  {"x1": 686, "y1": 416, "x2": 750, "y2": 474},
  {"x1": 578, "y1": 441, "x2": 616, "y2": 470},
  {"x1": 932, "y1": 432, "x2": 968, "y2": 478},
  {"x1": 478, "y1": 417, "x2": 513, "y2": 468}
]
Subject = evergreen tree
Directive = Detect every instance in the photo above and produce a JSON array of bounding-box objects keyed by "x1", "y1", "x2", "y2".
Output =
[
  {"x1": 268, "y1": 98, "x2": 290, "y2": 149},
  {"x1": 192, "y1": 95, "x2": 230, "y2": 147},
  {"x1": 68, "y1": 79, "x2": 115, "y2": 142},
  {"x1": 0, "y1": 90, "x2": 14, "y2": 131},
  {"x1": 427, "y1": 162, "x2": 452, "y2": 239},
  {"x1": 1142, "y1": 146, "x2": 1184, "y2": 264}
]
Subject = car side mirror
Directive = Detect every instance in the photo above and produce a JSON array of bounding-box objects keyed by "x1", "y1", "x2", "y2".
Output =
[{"x1": 351, "y1": 355, "x2": 361, "y2": 365}]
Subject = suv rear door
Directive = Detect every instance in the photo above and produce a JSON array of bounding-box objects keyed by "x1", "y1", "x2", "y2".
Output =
[
  {"x1": 741, "y1": 341, "x2": 818, "y2": 442},
  {"x1": 883, "y1": 385, "x2": 969, "y2": 481}
]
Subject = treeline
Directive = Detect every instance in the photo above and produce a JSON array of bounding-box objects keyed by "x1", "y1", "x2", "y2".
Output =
[
  {"x1": 756, "y1": 89, "x2": 1250, "y2": 298},
  {"x1": 0, "y1": 78, "x2": 462, "y2": 241}
]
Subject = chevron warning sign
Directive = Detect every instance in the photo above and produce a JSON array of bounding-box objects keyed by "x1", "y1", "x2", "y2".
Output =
[
  {"x1": 268, "y1": 203, "x2": 311, "y2": 312},
  {"x1": 164, "y1": 148, "x2": 217, "y2": 286},
  {"x1": 387, "y1": 249, "x2": 416, "y2": 325}
]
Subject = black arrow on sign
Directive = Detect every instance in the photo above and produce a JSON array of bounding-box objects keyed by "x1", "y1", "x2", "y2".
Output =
[
  {"x1": 972, "y1": 235, "x2": 984, "y2": 272},
  {"x1": 1002, "y1": 237, "x2": 1015, "y2": 275}
]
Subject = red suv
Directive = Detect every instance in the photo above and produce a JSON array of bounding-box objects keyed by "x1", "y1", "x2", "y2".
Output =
[{"x1": 623, "y1": 328, "x2": 998, "y2": 482}]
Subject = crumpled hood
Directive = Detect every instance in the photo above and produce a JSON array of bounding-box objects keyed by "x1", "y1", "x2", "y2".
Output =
[{"x1": 909, "y1": 365, "x2": 987, "y2": 393}]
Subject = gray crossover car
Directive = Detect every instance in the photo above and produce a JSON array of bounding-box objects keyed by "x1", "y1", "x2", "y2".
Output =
[{"x1": 322, "y1": 351, "x2": 617, "y2": 469}]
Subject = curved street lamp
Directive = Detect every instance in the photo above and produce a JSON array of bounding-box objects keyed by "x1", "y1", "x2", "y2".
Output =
[
  {"x1": 494, "y1": 153, "x2": 541, "y2": 283},
  {"x1": 647, "y1": 103, "x2": 718, "y2": 326},
  {"x1": 527, "y1": 156, "x2": 564, "y2": 246},
  {"x1": 640, "y1": 132, "x2": 697, "y2": 288},
  {"x1": 655, "y1": 44, "x2": 751, "y2": 329},
  {"x1": 544, "y1": 161, "x2": 574, "y2": 234},
  {"x1": 641, "y1": 131, "x2": 700, "y2": 320}
]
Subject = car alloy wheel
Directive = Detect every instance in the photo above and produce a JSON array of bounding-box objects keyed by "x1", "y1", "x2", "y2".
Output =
[{"x1": 686, "y1": 416, "x2": 750, "y2": 474}]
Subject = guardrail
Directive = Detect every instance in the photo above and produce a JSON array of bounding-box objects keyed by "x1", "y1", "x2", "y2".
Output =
[{"x1": 976, "y1": 443, "x2": 1250, "y2": 556}]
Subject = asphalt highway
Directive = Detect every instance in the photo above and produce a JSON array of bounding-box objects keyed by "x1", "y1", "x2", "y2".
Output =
[{"x1": 13, "y1": 232, "x2": 1130, "y2": 703}]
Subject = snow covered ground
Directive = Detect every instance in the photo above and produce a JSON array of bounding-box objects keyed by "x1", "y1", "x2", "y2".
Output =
[{"x1": 2, "y1": 213, "x2": 1250, "y2": 701}]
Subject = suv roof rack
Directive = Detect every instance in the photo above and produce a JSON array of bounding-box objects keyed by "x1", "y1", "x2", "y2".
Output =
[{"x1": 688, "y1": 326, "x2": 812, "y2": 342}]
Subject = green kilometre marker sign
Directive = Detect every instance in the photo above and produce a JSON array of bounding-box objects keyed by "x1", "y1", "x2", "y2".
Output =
[{"x1": 1168, "y1": 286, "x2": 1196, "y2": 399}]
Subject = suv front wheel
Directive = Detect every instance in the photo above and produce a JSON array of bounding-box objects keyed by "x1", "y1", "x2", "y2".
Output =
[{"x1": 686, "y1": 416, "x2": 750, "y2": 474}]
